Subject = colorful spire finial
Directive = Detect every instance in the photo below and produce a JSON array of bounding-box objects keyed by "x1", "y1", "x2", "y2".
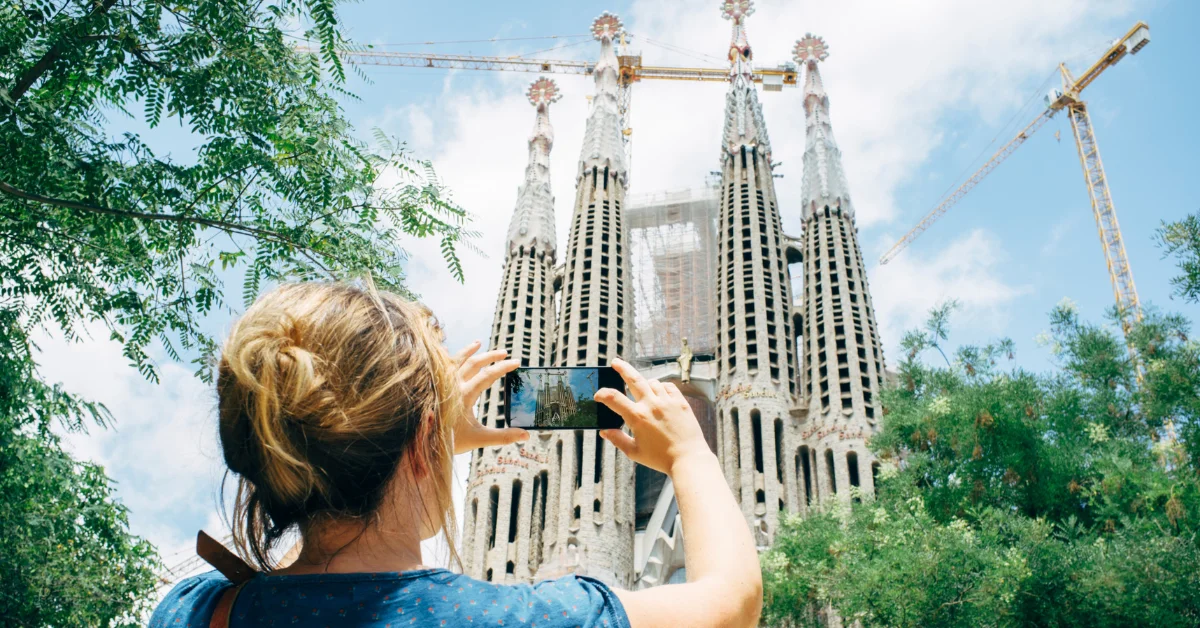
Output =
[
  {"x1": 527, "y1": 77, "x2": 561, "y2": 108},
  {"x1": 591, "y1": 12, "x2": 623, "y2": 41},
  {"x1": 720, "y1": 0, "x2": 754, "y2": 22},
  {"x1": 793, "y1": 33, "x2": 829, "y2": 64}
]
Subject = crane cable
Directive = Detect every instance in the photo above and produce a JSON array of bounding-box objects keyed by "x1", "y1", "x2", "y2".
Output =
[
  {"x1": 366, "y1": 34, "x2": 591, "y2": 48},
  {"x1": 923, "y1": 67, "x2": 1060, "y2": 216},
  {"x1": 922, "y1": 34, "x2": 1122, "y2": 218},
  {"x1": 634, "y1": 34, "x2": 727, "y2": 65}
]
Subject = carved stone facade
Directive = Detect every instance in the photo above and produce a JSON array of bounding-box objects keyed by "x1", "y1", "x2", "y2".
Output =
[
  {"x1": 535, "y1": 11, "x2": 636, "y2": 587},
  {"x1": 793, "y1": 34, "x2": 883, "y2": 507},
  {"x1": 462, "y1": 6, "x2": 885, "y2": 591},
  {"x1": 462, "y1": 77, "x2": 560, "y2": 583},
  {"x1": 712, "y1": 0, "x2": 800, "y2": 548}
]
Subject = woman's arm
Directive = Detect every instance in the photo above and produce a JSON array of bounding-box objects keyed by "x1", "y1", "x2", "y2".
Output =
[{"x1": 597, "y1": 359, "x2": 762, "y2": 628}]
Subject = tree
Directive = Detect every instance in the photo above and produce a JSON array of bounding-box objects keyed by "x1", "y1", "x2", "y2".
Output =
[
  {"x1": 1158, "y1": 211, "x2": 1200, "y2": 304},
  {"x1": 1, "y1": 1, "x2": 475, "y2": 624},
  {"x1": 763, "y1": 302, "x2": 1200, "y2": 627}
]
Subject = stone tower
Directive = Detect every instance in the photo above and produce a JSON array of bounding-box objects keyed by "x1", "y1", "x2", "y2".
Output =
[
  {"x1": 462, "y1": 77, "x2": 561, "y2": 582},
  {"x1": 535, "y1": 12, "x2": 636, "y2": 587},
  {"x1": 712, "y1": 0, "x2": 801, "y2": 546},
  {"x1": 793, "y1": 35, "x2": 885, "y2": 505}
]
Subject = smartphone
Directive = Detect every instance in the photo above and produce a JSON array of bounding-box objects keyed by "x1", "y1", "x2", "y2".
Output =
[{"x1": 505, "y1": 366, "x2": 624, "y2": 430}]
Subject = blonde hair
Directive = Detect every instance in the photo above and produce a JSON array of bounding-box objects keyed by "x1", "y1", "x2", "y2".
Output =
[{"x1": 216, "y1": 282, "x2": 461, "y2": 570}]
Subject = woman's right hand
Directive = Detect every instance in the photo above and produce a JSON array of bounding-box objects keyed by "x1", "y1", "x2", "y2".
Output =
[{"x1": 594, "y1": 358, "x2": 711, "y2": 476}]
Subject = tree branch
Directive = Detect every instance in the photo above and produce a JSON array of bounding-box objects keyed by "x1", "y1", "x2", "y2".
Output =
[
  {"x1": 7, "y1": 0, "x2": 120, "y2": 103},
  {"x1": 3, "y1": 180, "x2": 272, "y2": 238}
]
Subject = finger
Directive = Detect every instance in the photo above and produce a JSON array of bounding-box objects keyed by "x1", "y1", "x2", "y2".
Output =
[
  {"x1": 495, "y1": 427, "x2": 530, "y2": 445},
  {"x1": 451, "y1": 340, "x2": 482, "y2": 366},
  {"x1": 611, "y1": 358, "x2": 652, "y2": 402},
  {"x1": 647, "y1": 378, "x2": 667, "y2": 398},
  {"x1": 600, "y1": 429, "x2": 638, "y2": 460},
  {"x1": 664, "y1": 382, "x2": 689, "y2": 407},
  {"x1": 460, "y1": 426, "x2": 529, "y2": 453},
  {"x1": 459, "y1": 348, "x2": 508, "y2": 381},
  {"x1": 463, "y1": 358, "x2": 519, "y2": 400},
  {"x1": 595, "y1": 388, "x2": 643, "y2": 425}
]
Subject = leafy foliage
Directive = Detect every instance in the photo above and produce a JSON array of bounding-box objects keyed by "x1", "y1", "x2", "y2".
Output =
[
  {"x1": 1, "y1": 1, "x2": 476, "y2": 624},
  {"x1": 1158, "y1": 211, "x2": 1200, "y2": 304},
  {"x1": 763, "y1": 303, "x2": 1200, "y2": 627},
  {"x1": 1, "y1": 0, "x2": 476, "y2": 382},
  {"x1": 1, "y1": 323, "x2": 160, "y2": 627}
]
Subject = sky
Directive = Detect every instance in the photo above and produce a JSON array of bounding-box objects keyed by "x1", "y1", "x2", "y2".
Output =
[
  {"x1": 33, "y1": 0, "x2": 1200, "y2": 591},
  {"x1": 509, "y1": 369, "x2": 601, "y2": 427}
]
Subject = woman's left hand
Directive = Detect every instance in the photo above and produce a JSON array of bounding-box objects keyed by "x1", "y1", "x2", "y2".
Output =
[{"x1": 451, "y1": 341, "x2": 529, "y2": 455}]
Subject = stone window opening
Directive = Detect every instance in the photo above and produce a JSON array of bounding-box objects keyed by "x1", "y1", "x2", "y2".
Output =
[
  {"x1": 508, "y1": 480, "x2": 523, "y2": 543},
  {"x1": 825, "y1": 450, "x2": 837, "y2": 494},
  {"x1": 750, "y1": 410, "x2": 764, "y2": 474},
  {"x1": 773, "y1": 418, "x2": 784, "y2": 484},
  {"x1": 847, "y1": 451, "x2": 862, "y2": 501},
  {"x1": 798, "y1": 446, "x2": 813, "y2": 505},
  {"x1": 574, "y1": 431, "x2": 584, "y2": 490},
  {"x1": 594, "y1": 432, "x2": 604, "y2": 484},
  {"x1": 731, "y1": 408, "x2": 741, "y2": 472},
  {"x1": 487, "y1": 485, "x2": 500, "y2": 550}
]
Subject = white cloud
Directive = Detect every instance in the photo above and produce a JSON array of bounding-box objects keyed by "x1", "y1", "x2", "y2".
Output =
[
  {"x1": 36, "y1": 325, "x2": 230, "y2": 578},
  {"x1": 869, "y1": 228, "x2": 1032, "y2": 349}
]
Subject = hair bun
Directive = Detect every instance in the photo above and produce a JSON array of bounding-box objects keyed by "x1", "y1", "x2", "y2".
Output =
[{"x1": 217, "y1": 282, "x2": 464, "y2": 571}]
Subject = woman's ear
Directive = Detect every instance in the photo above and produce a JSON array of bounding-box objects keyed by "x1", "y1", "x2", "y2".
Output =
[{"x1": 407, "y1": 409, "x2": 439, "y2": 480}]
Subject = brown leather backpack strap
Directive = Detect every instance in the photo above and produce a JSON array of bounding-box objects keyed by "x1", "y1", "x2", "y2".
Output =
[
  {"x1": 208, "y1": 581, "x2": 249, "y2": 628},
  {"x1": 197, "y1": 530, "x2": 257, "y2": 584},
  {"x1": 196, "y1": 530, "x2": 259, "y2": 628}
]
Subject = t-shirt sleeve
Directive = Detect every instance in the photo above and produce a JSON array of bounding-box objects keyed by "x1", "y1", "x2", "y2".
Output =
[
  {"x1": 148, "y1": 570, "x2": 230, "y2": 628},
  {"x1": 523, "y1": 574, "x2": 631, "y2": 628}
]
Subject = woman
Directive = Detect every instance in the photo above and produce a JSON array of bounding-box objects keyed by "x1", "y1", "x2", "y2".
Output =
[{"x1": 150, "y1": 282, "x2": 761, "y2": 628}]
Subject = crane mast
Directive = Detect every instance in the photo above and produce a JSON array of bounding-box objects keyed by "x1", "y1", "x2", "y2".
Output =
[{"x1": 879, "y1": 22, "x2": 1150, "y2": 348}]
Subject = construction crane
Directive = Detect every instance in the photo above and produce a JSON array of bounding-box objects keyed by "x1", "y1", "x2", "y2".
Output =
[
  {"x1": 296, "y1": 26, "x2": 799, "y2": 167},
  {"x1": 878, "y1": 22, "x2": 1151, "y2": 346}
]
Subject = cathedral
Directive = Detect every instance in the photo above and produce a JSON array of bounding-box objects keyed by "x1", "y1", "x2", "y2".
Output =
[{"x1": 460, "y1": 2, "x2": 885, "y2": 589}]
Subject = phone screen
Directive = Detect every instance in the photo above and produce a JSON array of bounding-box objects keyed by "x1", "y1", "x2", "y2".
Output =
[{"x1": 505, "y1": 367, "x2": 624, "y2": 430}]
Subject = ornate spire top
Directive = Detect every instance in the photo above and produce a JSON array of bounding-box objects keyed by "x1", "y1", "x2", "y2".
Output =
[
  {"x1": 719, "y1": 0, "x2": 770, "y2": 160},
  {"x1": 591, "y1": 12, "x2": 623, "y2": 41},
  {"x1": 793, "y1": 34, "x2": 829, "y2": 64},
  {"x1": 577, "y1": 12, "x2": 627, "y2": 184},
  {"x1": 795, "y1": 34, "x2": 853, "y2": 218},
  {"x1": 527, "y1": 76, "x2": 561, "y2": 109},
  {"x1": 721, "y1": 0, "x2": 755, "y2": 80},
  {"x1": 720, "y1": 0, "x2": 754, "y2": 22},
  {"x1": 507, "y1": 77, "x2": 559, "y2": 254}
]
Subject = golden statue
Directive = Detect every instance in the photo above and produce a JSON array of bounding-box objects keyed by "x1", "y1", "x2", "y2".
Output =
[{"x1": 677, "y1": 337, "x2": 693, "y2": 384}]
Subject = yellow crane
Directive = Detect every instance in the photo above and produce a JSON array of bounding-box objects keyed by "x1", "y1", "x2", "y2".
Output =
[
  {"x1": 296, "y1": 29, "x2": 799, "y2": 167},
  {"x1": 879, "y1": 22, "x2": 1151, "y2": 346}
]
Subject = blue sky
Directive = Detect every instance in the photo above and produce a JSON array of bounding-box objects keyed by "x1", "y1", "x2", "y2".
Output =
[
  {"x1": 510, "y1": 369, "x2": 601, "y2": 426},
  {"x1": 34, "y1": 0, "x2": 1200, "y2": 589}
]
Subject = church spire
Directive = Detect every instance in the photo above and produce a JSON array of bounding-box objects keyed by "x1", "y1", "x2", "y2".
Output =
[
  {"x1": 578, "y1": 12, "x2": 627, "y2": 185},
  {"x1": 720, "y1": 0, "x2": 771, "y2": 160},
  {"x1": 507, "y1": 77, "x2": 560, "y2": 255},
  {"x1": 795, "y1": 34, "x2": 852, "y2": 217}
]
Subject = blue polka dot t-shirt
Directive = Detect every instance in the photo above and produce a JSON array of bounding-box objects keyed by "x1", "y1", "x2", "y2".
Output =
[{"x1": 149, "y1": 568, "x2": 631, "y2": 628}]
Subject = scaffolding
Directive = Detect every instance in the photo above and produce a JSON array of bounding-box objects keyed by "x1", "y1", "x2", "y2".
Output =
[{"x1": 628, "y1": 187, "x2": 719, "y2": 361}]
